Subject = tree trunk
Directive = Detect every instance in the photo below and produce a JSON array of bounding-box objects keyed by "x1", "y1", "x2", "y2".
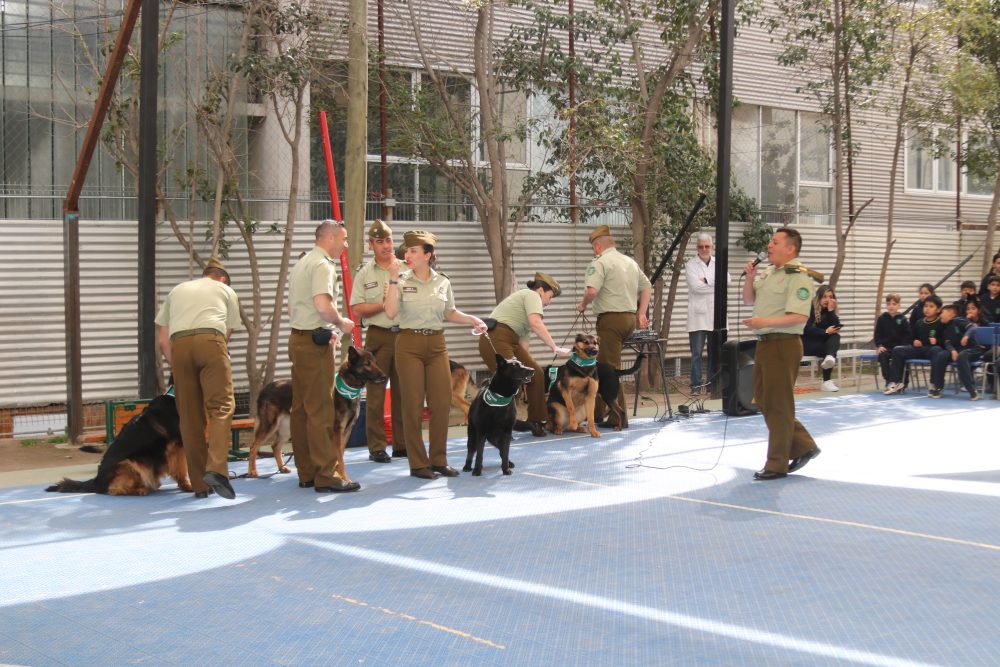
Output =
[
  {"x1": 983, "y1": 169, "x2": 1000, "y2": 274},
  {"x1": 828, "y1": 0, "x2": 846, "y2": 290}
]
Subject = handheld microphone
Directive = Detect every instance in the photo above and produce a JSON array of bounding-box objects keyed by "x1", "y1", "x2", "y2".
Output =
[{"x1": 741, "y1": 252, "x2": 766, "y2": 276}]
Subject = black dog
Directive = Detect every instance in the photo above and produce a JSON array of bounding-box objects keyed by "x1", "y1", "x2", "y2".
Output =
[
  {"x1": 463, "y1": 354, "x2": 536, "y2": 476},
  {"x1": 594, "y1": 353, "x2": 646, "y2": 429},
  {"x1": 46, "y1": 392, "x2": 191, "y2": 496}
]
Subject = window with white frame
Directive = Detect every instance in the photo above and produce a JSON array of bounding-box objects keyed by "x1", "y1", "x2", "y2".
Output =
[
  {"x1": 905, "y1": 127, "x2": 993, "y2": 197},
  {"x1": 731, "y1": 104, "x2": 834, "y2": 225},
  {"x1": 312, "y1": 65, "x2": 530, "y2": 223}
]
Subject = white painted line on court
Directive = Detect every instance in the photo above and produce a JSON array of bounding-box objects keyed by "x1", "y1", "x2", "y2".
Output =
[{"x1": 298, "y1": 538, "x2": 943, "y2": 667}]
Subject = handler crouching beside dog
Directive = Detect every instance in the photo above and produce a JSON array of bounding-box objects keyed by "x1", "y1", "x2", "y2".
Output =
[
  {"x1": 577, "y1": 225, "x2": 652, "y2": 429},
  {"x1": 383, "y1": 230, "x2": 488, "y2": 480},
  {"x1": 349, "y1": 219, "x2": 406, "y2": 463},
  {"x1": 287, "y1": 221, "x2": 359, "y2": 493},
  {"x1": 478, "y1": 272, "x2": 571, "y2": 437},
  {"x1": 155, "y1": 256, "x2": 241, "y2": 499}
]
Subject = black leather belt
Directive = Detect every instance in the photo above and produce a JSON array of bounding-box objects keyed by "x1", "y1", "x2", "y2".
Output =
[
  {"x1": 402, "y1": 328, "x2": 443, "y2": 336},
  {"x1": 757, "y1": 332, "x2": 800, "y2": 341},
  {"x1": 291, "y1": 328, "x2": 314, "y2": 335},
  {"x1": 170, "y1": 328, "x2": 222, "y2": 341}
]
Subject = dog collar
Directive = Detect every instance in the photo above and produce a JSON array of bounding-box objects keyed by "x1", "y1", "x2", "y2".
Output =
[
  {"x1": 483, "y1": 388, "x2": 513, "y2": 407},
  {"x1": 335, "y1": 374, "x2": 362, "y2": 400},
  {"x1": 571, "y1": 353, "x2": 597, "y2": 367}
]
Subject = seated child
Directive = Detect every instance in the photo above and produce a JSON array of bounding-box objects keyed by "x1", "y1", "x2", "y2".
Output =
[
  {"x1": 802, "y1": 285, "x2": 842, "y2": 391},
  {"x1": 980, "y1": 276, "x2": 1000, "y2": 324},
  {"x1": 965, "y1": 298, "x2": 989, "y2": 326},
  {"x1": 952, "y1": 280, "x2": 979, "y2": 317},
  {"x1": 874, "y1": 293, "x2": 911, "y2": 384},
  {"x1": 885, "y1": 294, "x2": 943, "y2": 395},
  {"x1": 930, "y1": 304, "x2": 982, "y2": 400}
]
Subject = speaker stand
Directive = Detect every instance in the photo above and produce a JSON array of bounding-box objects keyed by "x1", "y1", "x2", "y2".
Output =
[{"x1": 625, "y1": 337, "x2": 674, "y2": 421}]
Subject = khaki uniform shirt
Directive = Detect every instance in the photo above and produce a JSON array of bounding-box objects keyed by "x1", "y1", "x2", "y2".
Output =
[
  {"x1": 155, "y1": 277, "x2": 241, "y2": 335},
  {"x1": 288, "y1": 246, "x2": 339, "y2": 331},
  {"x1": 394, "y1": 269, "x2": 455, "y2": 330},
  {"x1": 489, "y1": 288, "x2": 543, "y2": 339},
  {"x1": 350, "y1": 259, "x2": 400, "y2": 329},
  {"x1": 751, "y1": 258, "x2": 815, "y2": 334},
  {"x1": 585, "y1": 247, "x2": 652, "y2": 315}
]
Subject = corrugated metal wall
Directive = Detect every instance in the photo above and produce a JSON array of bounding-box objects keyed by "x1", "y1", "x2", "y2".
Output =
[{"x1": 0, "y1": 218, "x2": 990, "y2": 407}]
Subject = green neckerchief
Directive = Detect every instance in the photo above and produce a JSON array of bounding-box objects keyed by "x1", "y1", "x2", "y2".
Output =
[
  {"x1": 483, "y1": 388, "x2": 513, "y2": 407},
  {"x1": 335, "y1": 374, "x2": 362, "y2": 400},
  {"x1": 571, "y1": 353, "x2": 597, "y2": 367},
  {"x1": 165, "y1": 386, "x2": 175, "y2": 397}
]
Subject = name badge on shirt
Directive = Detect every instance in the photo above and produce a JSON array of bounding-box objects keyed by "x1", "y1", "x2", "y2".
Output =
[
  {"x1": 402, "y1": 286, "x2": 418, "y2": 293},
  {"x1": 364, "y1": 281, "x2": 378, "y2": 289}
]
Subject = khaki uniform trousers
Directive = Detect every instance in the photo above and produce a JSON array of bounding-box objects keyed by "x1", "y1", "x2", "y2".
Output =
[
  {"x1": 395, "y1": 331, "x2": 452, "y2": 470},
  {"x1": 752, "y1": 335, "x2": 818, "y2": 473},
  {"x1": 478, "y1": 323, "x2": 547, "y2": 422},
  {"x1": 288, "y1": 331, "x2": 347, "y2": 488},
  {"x1": 364, "y1": 326, "x2": 405, "y2": 455},
  {"x1": 171, "y1": 333, "x2": 234, "y2": 493},
  {"x1": 595, "y1": 311, "x2": 636, "y2": 425}
]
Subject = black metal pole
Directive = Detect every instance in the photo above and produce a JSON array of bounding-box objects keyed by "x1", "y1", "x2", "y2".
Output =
[
  {"x1": 710, "y1": 0, "x2": 735, "y2": 395},
  {"x1": 63, "y1": 213, "x2": 83, "y2": 443},
  {"x1": 137, "y1": 0, "x2": 159, "y2": 398}
]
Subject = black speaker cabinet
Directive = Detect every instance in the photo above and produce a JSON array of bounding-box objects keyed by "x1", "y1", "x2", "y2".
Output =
[{"x1": 721, "y1": 339, "x2": 759, "y2": 416}]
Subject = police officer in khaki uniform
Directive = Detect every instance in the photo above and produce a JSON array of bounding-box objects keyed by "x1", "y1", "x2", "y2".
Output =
[
  {"x1": 287, "y1": 221, "x2": 358, "y2": 493},
  {"x1": 155, "y1": 256, "x2": 242, "y2": 499},
  {"x1": 577, "y1": 225, "x2": 652, "y2": 428},
  {"x1": 479, "y1": 273, "x2": 571, "y2": 436},
  {"x1": 383, "y1": 230, "x2": 488, "y2": 479},
  {"x1": 349, "y1": 219, "x2": 405, "y2": 463},
  {"x1": 742, "y1": 227, "x2": 822, "y2": 480}
]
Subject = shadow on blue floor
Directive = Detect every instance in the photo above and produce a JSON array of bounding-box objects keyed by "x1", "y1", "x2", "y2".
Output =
[{"x1": 2, "y1": 393, "x2": 999, "y2": 666}]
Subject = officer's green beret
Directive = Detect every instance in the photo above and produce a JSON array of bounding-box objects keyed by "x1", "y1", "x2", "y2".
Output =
[
  {"x1": 403, "y1": 230, "x2": 437, "y2": 248},
  {"x1": 588, "y1": 225, "x2": 612, "y2": 244},
  {"x1": 534, "y1": 271, "x2": 562, "y2": 297},
  {"x1": 203, "y1": 255, "x2": 230, "y2": 284},
  {"x1": 368, "y1": 218, "x2": 392, "y2": 239}
]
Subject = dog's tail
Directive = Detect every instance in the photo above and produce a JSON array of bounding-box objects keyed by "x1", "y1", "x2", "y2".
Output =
[
  {"x1": 45, "y1": 477, "x2": 98, "y2": 493},
  {"x1": 512, "y1": 419, "x2": 533, "y2": 432},
  {"x1": 617, "y1": 352, "x2": 648, "y2": 377}
]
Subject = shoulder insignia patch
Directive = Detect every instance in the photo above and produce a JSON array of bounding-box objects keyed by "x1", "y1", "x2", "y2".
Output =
[
  {"x1": 797, "y1": 287, "x2": 810, "y2": 300},
  {"x1": 586, "y1": 266, "x2": 596, "y2": 275}
]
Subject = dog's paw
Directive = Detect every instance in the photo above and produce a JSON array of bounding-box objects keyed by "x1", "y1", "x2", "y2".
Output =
[
  {"x1": 472, "y1": 468, "x2": 482, "y2": 476},
  {"x1": 502, "y1": 468, "x2": 513, "y2": 476},
  {"x1": 246, "y1": 471, "x2": 259, "y2": 478},
  {"x1": 508, "y1": 460, "x2": 515, "y2": 468},
  {"x1": 574, "y1": 426, "x2": 586, "y2": 433},
  {"x1": 462, "y1": 464, "x2": 473, "y2": 472},
  {"x1": 589, "y1": 430, "x2": 602, "y2": 438},
  {"x1": 277, "y1": 466, "x2": 291, "y2": 474}
]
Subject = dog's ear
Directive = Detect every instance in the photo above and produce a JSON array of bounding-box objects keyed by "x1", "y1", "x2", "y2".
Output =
[
  {"x1": 495, "y1": 354, "x2": 506, "y2": 367},
  {"x1": 348, "y1": 346, "x2": 359, "y2": 361},
  {"x1": 575, "y1": 333, "x2": 585, "y2": 342}
]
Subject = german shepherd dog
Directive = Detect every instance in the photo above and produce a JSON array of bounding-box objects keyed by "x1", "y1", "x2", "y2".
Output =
[
  {"x1": 46, "y1": 393, "x2": 192, "y2": 496},
  {"x1": 248, "y1": 346, "x2": 387, "y2": 482},
  {"x1": 247, "y1": 379, "x2": 292, "y2": 478},
  {"x1": 547, "y1": 334, "x2": 602, "y2": 438},
  {"x1": 463, "y1": 354, "x2": 536, "y2": 476},
  {"x1": 449, "y1": 359, "x2": 474, "y2": 425}
]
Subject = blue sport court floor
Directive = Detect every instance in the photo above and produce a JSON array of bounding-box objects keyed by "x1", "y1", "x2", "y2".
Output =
[{"x1": 1, "y1": 392, "x2": 998, "y2": 666}]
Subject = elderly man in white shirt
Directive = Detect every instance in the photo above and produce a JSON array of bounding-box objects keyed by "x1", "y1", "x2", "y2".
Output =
[{"x1": 684, "y1": 233, "x2": 730, "y2": 393}]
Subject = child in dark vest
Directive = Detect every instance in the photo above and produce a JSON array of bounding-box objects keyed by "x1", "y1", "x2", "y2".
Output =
[
  {"x1": 930, "y1": 304, "x2": 981, "y2": 399},
  {"x1": 885, "y1": 295, "x2": 943, "y2": 395},
  {"x1": 873, "y1": 293, "x2": 911, "y2": 385},
  {"x1": 980, "y1": 276, "x2": 1000, "y2": 324}
]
